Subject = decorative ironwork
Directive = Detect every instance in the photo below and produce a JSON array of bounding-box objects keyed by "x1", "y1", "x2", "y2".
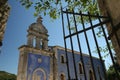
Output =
[{"x1": 61, "y1": 8, "x2": 120, "y2": 80}]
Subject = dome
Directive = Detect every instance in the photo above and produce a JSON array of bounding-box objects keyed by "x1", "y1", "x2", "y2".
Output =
[{"x1": 29, "y1": 16, "x2": 48, "y2": 34}]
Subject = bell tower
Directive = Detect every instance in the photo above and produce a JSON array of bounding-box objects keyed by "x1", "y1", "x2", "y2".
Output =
[
  {"x1": 17, "y1": 16, "x2": 53, "y2": 80},
  {"x1": 27, "y1": 16, "x2": 48, "y2": 50}
]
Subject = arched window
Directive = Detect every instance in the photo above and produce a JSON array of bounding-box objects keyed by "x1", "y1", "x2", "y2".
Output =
[
  {"x1": 33, "y1": 37, "x2": 36, "y2": 47},
  {"x1": 89, "y1": 70, "x2": 94, "y2": 80},
  {"x1": 60, "y1": 74, "x2": 65, "y2": 80},
  {"x1": 98, "y1": 67, "x2": 102, "y2": 80},
  {"x1": 61, "y1": 55, "x2": 65, "y2": 63},
  {"x1": 79, "y1": 63, "x2": 83, "y2": 74}
]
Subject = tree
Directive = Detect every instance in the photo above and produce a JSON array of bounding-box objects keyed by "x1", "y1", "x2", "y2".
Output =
[
  {"x1": 0, "y1": 71, "x2": 16, "y2": 80},
  {"x1": 107, "y1": 63, "x2": 120, "y2": 80},
  {"x1": 18, "y1": 0, "x2": 98, "y2": 19}
]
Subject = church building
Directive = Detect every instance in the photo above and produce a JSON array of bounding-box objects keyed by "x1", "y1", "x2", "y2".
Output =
[{"x1": 17, "y1": 17, "x2": 105, "y2": 80}]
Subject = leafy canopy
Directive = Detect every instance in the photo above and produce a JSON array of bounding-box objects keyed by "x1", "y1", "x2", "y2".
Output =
[
  {"x1": 107, "y1": 63, "x2": 120, "y2": 80},
  {"x1": 18, "y1": 0, "x2": 98, "y2": 19}
]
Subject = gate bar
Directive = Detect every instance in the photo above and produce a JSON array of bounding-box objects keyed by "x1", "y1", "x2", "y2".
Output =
[
  {"x1": 61, "y1": 7, "x2": 71, "y2": 80},
  {"x1": 62, "y1": 11, "x2": 109, "y2": 18},
  {"x1": 66, "y1": 9, "x2": 78, "y2": 80},
  {"x1": 88, "y1": 12, "x2": 108, "y2": 80},
  {"x1": 80, "y1": 11, "x2": 97, "y2": 80},
  {"x1": 72, "y1": 9, "x2": 87, "y2": 80},
  {"x1": 65, "y1": 19, "x2": 110, "y2": 39}
]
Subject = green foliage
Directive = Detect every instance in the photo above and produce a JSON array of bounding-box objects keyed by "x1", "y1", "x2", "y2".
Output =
[
  {"x1": 92, "y1": 41, "x2": 114, "y2": 58},
  {"x1": 18, "y1": 0, "x2": 99, "y2": 19},
  {"x1": 0, "y1": 71, "x2": 16, "y2": 80},
  {"x1": 107, "y1": 63, "x2": 120, "y2": 80}
]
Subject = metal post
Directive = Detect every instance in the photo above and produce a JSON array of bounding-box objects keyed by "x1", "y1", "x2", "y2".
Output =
[
  {"x1": 66, "y1": 9, "x2": 78, "y2": 80},
  {"x1": 88, "y1": 12, "x2": 108, "y2": 80},
  {"x1": 72, "y1": 9, "x2": 87, "y2": 80},
  {"x1": 61, "y1": 7, "x2": 71, "y2": 80},
  {"x1": 80, "y1": 11, "x2": 97, "y2": 80}
]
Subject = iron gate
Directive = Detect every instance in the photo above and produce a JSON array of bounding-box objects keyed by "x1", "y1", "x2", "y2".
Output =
[{"x1": 61, "y1": 8, "x2": 120, "y2": 80}]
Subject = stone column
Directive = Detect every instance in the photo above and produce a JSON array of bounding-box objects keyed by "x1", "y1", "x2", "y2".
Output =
[
  {"x1": 17, "y1": 49, "x2": 28, "y2": 80},
  {"x1": 17, "y1": 52, "x2": 23, "y2": 80},
  {"x1": 36, "y1": 37, "x2": 41, "y2": 48},
  {"x1": 42, "y1": 39, "x2": 48, "y2": 50},
  {"x1": 27, "y1": 35, "x2": 33, "y2": 47}
]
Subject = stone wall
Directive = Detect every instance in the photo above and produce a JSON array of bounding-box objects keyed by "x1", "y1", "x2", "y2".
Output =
[
  {"x1": 0, "y1": 0, "x2": 10, "y2": 46},
  {"x1": 98, "y1": 0, "x2": 120, "y2": 64}
]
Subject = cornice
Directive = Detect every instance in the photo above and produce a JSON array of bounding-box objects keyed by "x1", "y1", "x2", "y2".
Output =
[{"x1": 18, "y1": 45, "x2": 53, "y2": 56}]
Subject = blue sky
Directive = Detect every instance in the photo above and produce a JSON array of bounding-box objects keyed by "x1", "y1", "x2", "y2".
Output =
[{"x1": 0, "y1": 0, "x2": 64, "y2": 74}]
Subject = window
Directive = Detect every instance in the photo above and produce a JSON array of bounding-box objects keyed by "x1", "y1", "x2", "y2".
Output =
[
  {"x1": 79, "y1": 63, "x2": 83, "y2": 74},
  {"x1": 61, "y1": 55, "x2": 65, "y2": 63},
  {"x1": 89, "y1": 70, "x2": 94, "y2": 80},
  {"x1": 60, "y1": 74, "x2": 65, "y2": 80},
  {"x1": 98, "y1": 67, "x2": 102, "y2": 80},
  {"x1": 33, "y1": 37, "x2": 36, "y2": 47}
]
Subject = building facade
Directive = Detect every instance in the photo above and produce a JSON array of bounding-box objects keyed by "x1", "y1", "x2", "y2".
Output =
[{"x1": 17, "y1": 17, "x2": 105, "y2": 80}]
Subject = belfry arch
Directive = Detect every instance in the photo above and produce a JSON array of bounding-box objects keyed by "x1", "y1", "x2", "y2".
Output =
[{"x1": 27, "y1": 16, "x2": 49, "y2": 50}]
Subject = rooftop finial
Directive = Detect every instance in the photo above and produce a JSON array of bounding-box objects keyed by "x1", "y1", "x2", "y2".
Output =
[{"x1": 37, "y1": 16, "x2": 43, "y2": 23}]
